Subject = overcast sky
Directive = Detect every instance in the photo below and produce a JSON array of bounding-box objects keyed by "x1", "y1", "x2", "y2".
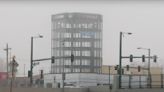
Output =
[{"x1": 0, "y1": 1, "x2": 164, "y2": 76}]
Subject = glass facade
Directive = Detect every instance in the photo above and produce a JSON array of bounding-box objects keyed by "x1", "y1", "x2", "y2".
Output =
[{"x1": 51, "y1": 13, "x2": 102, "y2": 74}]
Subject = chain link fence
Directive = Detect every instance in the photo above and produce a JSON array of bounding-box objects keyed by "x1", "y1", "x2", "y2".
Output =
[{"x1": 121, "y1": 74, "x2": 164, "y2": 89}]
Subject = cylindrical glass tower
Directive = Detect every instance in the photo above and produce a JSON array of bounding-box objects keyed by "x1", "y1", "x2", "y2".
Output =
[{"x1": 51, "y1": 13, "x2": 102, "y2": 74}]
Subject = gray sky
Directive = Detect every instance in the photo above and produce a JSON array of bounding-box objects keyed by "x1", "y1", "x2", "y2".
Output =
[{"x1": 0, "y1": 1, "x2": 164, "y2": 76}]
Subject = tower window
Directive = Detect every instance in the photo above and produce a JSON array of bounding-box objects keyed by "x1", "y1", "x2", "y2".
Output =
[
  {"x1": 82, "y1": 51, "x2": 90, "y2": 56},
  {"x1": 82, "y1": 42, "x2": 91, "y2": 47},
  {"x1": 64, "y1": 33, "x2": 71, "y2": 38},
  {"x1": 64, "y1": 42, "x2": 71, "y2": 47}
]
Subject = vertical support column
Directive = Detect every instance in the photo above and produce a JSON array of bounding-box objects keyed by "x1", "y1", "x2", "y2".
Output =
[
  {"x1": 139, "y1": 75, "x2": 142, "y2": 88},
  {"x1": 71, "y1": 29, "x2": 73, "y2": 73},
  {"x1": 108, "y1": 66, "x2": 111, "y2": 90},
  {"x1": 4, "y1": 43, "x2": 12, "y2": 86},
  {"x1": 71, "y1": 50, "x2": 73, "y2": 73},
  {"x1": 150, "y1": 74, "x2": 152, "y2": 88},
  {"x1": 5, "y1": 44, "x2": 11, "y2": 86},
  {"x1": 148, "y1": 49, "x2": 152, "y2": 88},
  {"x1": 62, "y1": 73, "x2": 65, "y2": 92},
  {"x1": 30, "y1": 37, "x2": 33, "y2": 86},
  {"x1": 6, "y1": 44, "x2": 9, "y2": 80},
  {"x1": 129, "y1": 75, "x2": 131, "y2": 89},
  {"x1": 161, "y1": 74, "x2": 163, "y2": 88},
  {"x1": 119, "y1": 32, "x2": 122, "y2": 89}
]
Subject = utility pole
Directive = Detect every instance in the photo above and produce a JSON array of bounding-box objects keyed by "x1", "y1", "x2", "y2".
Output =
[
  {"x1": 10, "y1": 57, "x2": 14, "y2": 92},
  {"x1": 4, "y1": 43, "x2": 11, "y2": 83},
  {"x1": 10, "y1": 56, "x2": 18, "y2": 92},
  {"x1": 30, "y1": 37, "x2": 33, "y2": 86}
]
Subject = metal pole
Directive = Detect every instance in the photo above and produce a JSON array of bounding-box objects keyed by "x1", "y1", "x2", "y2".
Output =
[
  {"x1": 71, "y1": 61, "x2": 73, "y2": 73},
  {"x1": 6, "y1": 44, "x2": 9, "y2": 80},
  {"x1": 148, "y1": 49, "x2": 151, "y2": 88},
  {"x1": 139, "y1": 75, "x2": 142, "y2": 88},
  {"x1": 10, "y1": 57, "x2": 15, "y2": 92},
  {"x1": 24, "y1": 64, "x2": 26, "y2": 87},
  {"x1": 71, "y1": 40, "x2": 73, "y2": 73},
  {"x1": 30, "y1": 37, "x2": 33, "y2": 86},
  {"x1": 62, "y1": 72, "x2": 65, "y2": 92},
  {"x1": 109, "y1": 66, "x2": 111, "y2": 90},
  {"x1": 119, "y1": 32, "x2": 122, "y2": 88},
  {"x1": 29, "y1": 35, "x2": 43, "y2": 86},
  {"x1": 24, "y1": 64, "x2": 26, "y2": 78},
  {"x1": 4, "y1": 44, "x2": 12, "y2": 86},
  {"x1": 161, "y1": 74, "x2": 163, "y2": 88},
  {"x1": 129, "y1": 75, "x2": 131, "y2": 89},
  {"x1": 71, "y1": 53, "x2": 74, "y2": 73}
]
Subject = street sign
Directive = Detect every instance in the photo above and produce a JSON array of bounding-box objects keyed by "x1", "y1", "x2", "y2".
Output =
[{"x1": 33, "y1": 62, "x2": 40, "y2": 66}]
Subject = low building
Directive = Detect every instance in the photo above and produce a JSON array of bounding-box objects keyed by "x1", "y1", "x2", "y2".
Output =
[
  {"x1": 43, "y1": 72, "x2": 148, "y2": 88},
  {"x1": 101, "y1": 65, "x2": 163, "y2": 88},
  {"x1": 101, "y1": 65, "x2": 162, "y2": 75}
]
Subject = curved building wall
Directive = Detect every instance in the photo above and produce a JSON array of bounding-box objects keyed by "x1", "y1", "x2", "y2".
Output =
[{"x1": 51, "y1": 13, "x2": 103, "y2": 74}]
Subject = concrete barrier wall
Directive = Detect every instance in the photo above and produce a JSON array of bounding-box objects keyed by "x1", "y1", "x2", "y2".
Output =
[
  {"x1": 1, "y1": 87, "x2": 164, "y2": 92},
  {"x1": 89, "y1": 86, "x2": 111, "y2": 92},
  {"x1": 0, "y1": 87, "x2": 88, "y2": 92},
  {"x1": 117, "y1": 89, "x2": 164, "y2": 92}
]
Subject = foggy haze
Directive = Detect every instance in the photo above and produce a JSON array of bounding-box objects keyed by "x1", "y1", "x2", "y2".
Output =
[{"x1": 0, "y1": 1, "x2": 164, "y2": 76}]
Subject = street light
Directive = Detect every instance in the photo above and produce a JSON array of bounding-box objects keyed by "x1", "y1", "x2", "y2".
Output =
[
  {"x1": 137, "y1": 47, "x2": 151, "y2": 88},
  {"x1": 30, "y1": 34, "x2": 43, "y2": 86},
  {"x1": 119, "y1": 32, "x2": 132, "y2": 88}
]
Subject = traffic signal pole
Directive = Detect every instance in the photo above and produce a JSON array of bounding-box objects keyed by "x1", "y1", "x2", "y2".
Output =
[
  {"x1": 30, "y1": 35, "x2": 43, "y2": 87},
  {"x1": 30, "y1": 37, "x2": 33, "y2": 86},
  {"x1": 148, "y1": 49, "x2": 152, "y2": 88},
  {"x1": 118, "y1": 32, "x2": 132, "y2": 89},
  {"x1": 29, "y1": 56, "x2": 55, "y2": 86},
  {"x1": 119, "y1": 32, "x2": 122, "y2": 89},
  {"x1": 121, "y1": 54, "x2": 157, "y2": 88}
]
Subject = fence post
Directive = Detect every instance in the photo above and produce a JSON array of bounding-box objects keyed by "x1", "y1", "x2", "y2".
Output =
[
  {"x1": 139, "y1": 75, "x2": 142, "y2": 88},
  {"x1": 161, "y1": 74, "x2": 163, "y2": 88},
  {"x1": 129, "y1": 75, "x2": 131, "y2": 89},
  {"x1": 150, "y1": 74, "x2": 152, "y2": 88}
]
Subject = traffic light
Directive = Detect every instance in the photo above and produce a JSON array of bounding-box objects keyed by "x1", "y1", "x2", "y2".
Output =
[
  {"x1": 126, "y1": 65, "x2": 129, "y2": 71},
  {"x1": 28, "y1": 70, "x2": 31, "y2": 78},
  {"x1": 130, "y1": 54, "x2": 133, "y2": 62},
  {"x1": 142, "y1": 55, "x2": 145, "y2": 62},
  {"x1": 115, "y1": 65, "x2": 119, "y2": 70},
  {"x1": 153, "y1": 55, "x2": 157, "y2": 62},
  {"x1": 114, "y1": 66, "x2": 117, "y2": 70},
  {"x1": 122, "y1": 69, "x2": 124, "y2": 75},
  {"x1": 138, "y1": 66, "x2": 141, "y2": 72},
  {"x1": 71, "y1": 54, "x2": 74, "y2": 62},
  {"x1": 40, "y1": 70, "x2": 43, "y2": 79},
  {"x1": 51, "y1": 56, "x2": 55, "y2": 63}
]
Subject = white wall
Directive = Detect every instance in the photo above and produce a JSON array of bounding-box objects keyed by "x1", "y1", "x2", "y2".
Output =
[{"x1": 44, "y1": 73, "x2": 148, "y2": 88}]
